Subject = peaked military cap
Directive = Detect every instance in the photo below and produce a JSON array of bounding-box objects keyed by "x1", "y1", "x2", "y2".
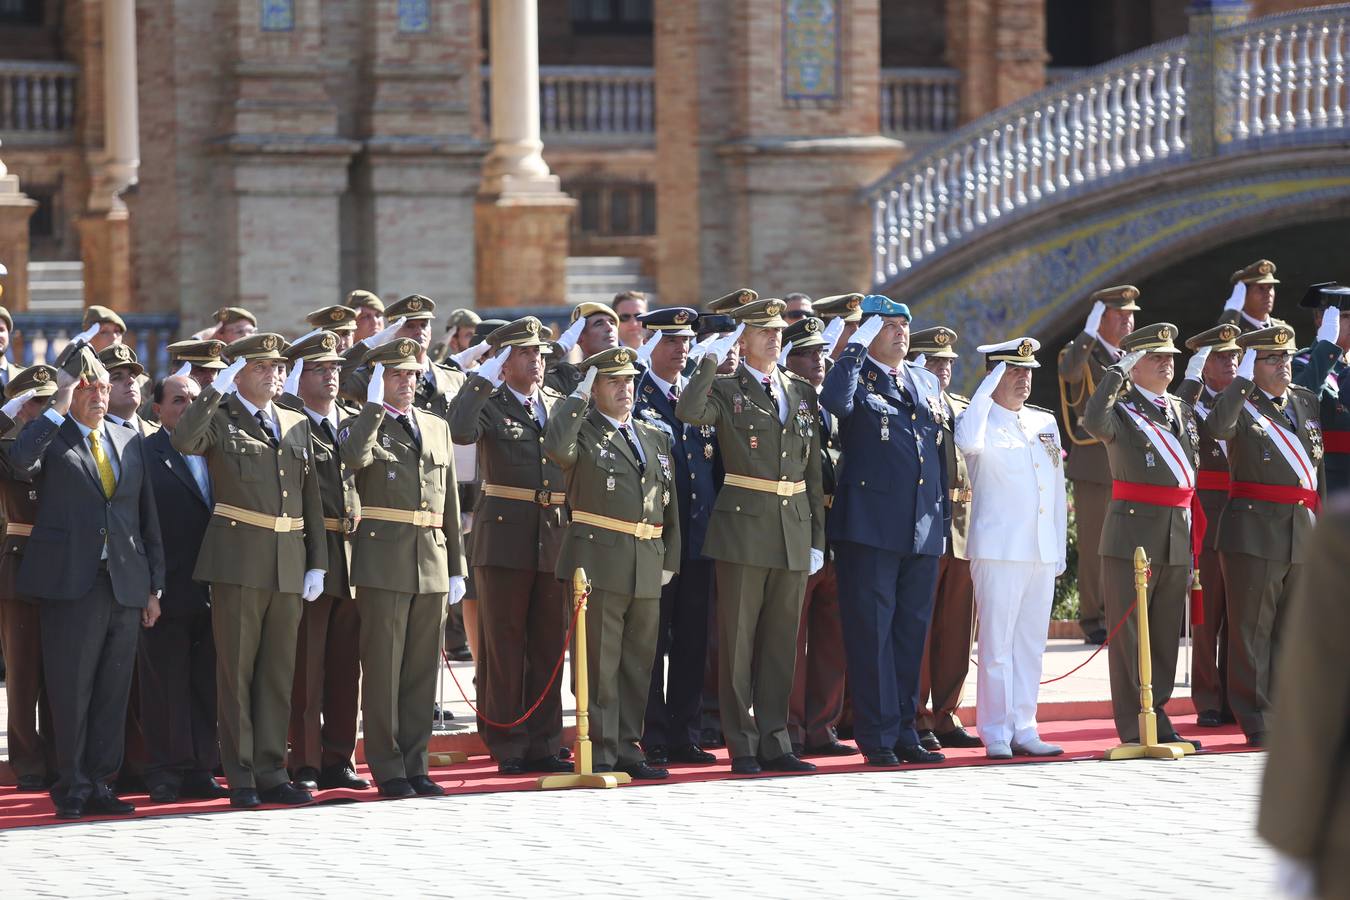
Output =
[
  {"x1": 473, "y1": 318, "x2": 509, "y2": 342},
  {"x1": 1185, "y1": 323, "x2": 1242, "y2": 353},
  {"x1": 214, "y1": 306, "x2": 257, "y2": 326},
  {"x1": 570, "y1": 301, "x2": 619, "y2": 325},
  {"x1": 977, "y1": 337, "x2": 1041, "y2": 368},
  {"x1": 695, "y1": 313, "x2": 736, "y2": 337},
  {"x1": 1089, "y1": 285, "x2": 1142, "y2": 311},
  {"x1": 0, "y1": 305, "x2": 10, "y2": 331},
  {"x1": 1232, "y1": 259, "x2": 1279, "y2": 285},
  {"x1": 168, "y1": 339, "x2": 228, "y2": 370},
  {"x1": 909, "y1": 326, "x2": 959, "y2": 359},
  {"x1": 447, "y1": 308, "x2": 482, "y2": 329},
  {"x1": 580, "y1": 346, "x2": 641, "y2": 377},
  {"x1": 97, "y1": 343, "x2": 144, "y2": 376},
  {"x1": 706, "y1": 288, "x2": 757, "y2": 314},
  {"x1": 83, "y1": 305, "x2": 127, "y2": 331},
  {"x1": 488, "y1": 316, "x2": 552, "y2": 351},
  {"x1": 1299, "y1": 281, "x2": 1350, "y2": 310},
  {"x1": 783, "y1": 316, "x2": 827, "y2": 351},
  {"x1": 364, "y1": 337, "x2": 425, "y2": 371},
  {"x1": 638, "y1": 307, "x2": 697, "y2": 337},
  {"x1": 861, "y1": 294, "x2": 911, "y2": 320},
  {"x1": 346, "y1": 289, "x2": 384, "y2": 312},
  {"x1": 385, "y1": 294, "x2": 436, "y2": 321},
  {"x1": 1120, "y1": 322, "x2": 1181, "y2": 355},
  {"x1": 6, "y1": 364, "x2": 57, "y2": 400},
  {"x1": 731, "y1": 298, "x2": 789, "y2": 329},
  {"x1": 226, "y1": 332, "x2": 289, "y2": 362},
  {"x1": 1236, "y1": 324, "x2": 1297, "y2": 354},
  {"x1": 63, "y1": 344, "x2": 108, "y2": 385},
  {"x1": 812, "y1": 293, "x2": 865, "y2": 323},
  {"x1": 285, "y1": 330, "x2": 344, "y2": 364},
  {"x1": 306, "y1": 305, "x2": 358, "y2": 332}
]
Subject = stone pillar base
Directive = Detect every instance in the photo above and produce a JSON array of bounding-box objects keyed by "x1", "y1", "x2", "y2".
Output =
[
  {"x1": 0, "y1": 174, "x2": 37, "y2": 310},
  {"x1": 473, "y1": 192, "x2": 576, "y2": 308},
  {"x1": 76, "y1": 211, "x2": 133, "y2": 312}
]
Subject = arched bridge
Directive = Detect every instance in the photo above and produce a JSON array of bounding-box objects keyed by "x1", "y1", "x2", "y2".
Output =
[{"x1": 864, "y1": 4, "x2": 1350, "y2": 390}]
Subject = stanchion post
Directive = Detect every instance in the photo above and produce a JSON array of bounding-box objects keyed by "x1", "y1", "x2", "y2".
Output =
[
  {"x1": 1105, "y1": 547, "x2": 1197, "y2": 761},
  {"x1": 538, "y1": 568, "x2": 630, "y2": 789},
  {"x1": 429, "y1": 605, "x2": 469, "y2": 767}
]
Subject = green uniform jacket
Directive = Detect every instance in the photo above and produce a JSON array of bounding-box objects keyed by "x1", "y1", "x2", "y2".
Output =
[
  {"x1": 447, "y1": 374, "x2": 567, "y2": 572},
  {"x1": 1201, "y1": 377, "x2": 1325, "y2": 564},
  {"x1": 1217, "y1": 309, "x2": 1290, "y2": 334},
  {"x1": 0, "y1": 412, "x2": 38, "y2": 601},
  {"x1": 1177, "y1": 377, "x2": 1230, "y2": 550},
  {"x1": 1083, "y1": 367, "x2": 1201, "y2": 566},
  {"x1": 344, "y1": 359, "x2": 466, "y2": 421},
  {"x1": 675, "y1": 357, "x2": 824, "y2": 570},
  {"x1": 171, "y1": 388, "x2": 328, "y2": 593},
  {"x1": 1058, "y1": 330, "x2": 1117, "y2": 484},
  {"x1": 941, "y1": 391, "x2": 971, "y2": 560},
  {"x1": 339, "y1": 402, "x2": 465, "y2": 595},
  {"x1": 544, "y1": 395, "x2": 680, "y2": 599}
]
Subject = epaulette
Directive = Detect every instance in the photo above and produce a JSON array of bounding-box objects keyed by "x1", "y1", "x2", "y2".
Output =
[
  {"x1": 1289, "y1": 383, "x2": 1315, "y2": 397},
  {"x1": 541, "y1": 384, "x2": 565, "y2": 400},
  {"x1": 947, "y1": 392, "x2": 970, "y2": 403},
  {"x1": 714, "y1": 372, "x2": 738, "y2": 380},
  {"x1": 782, "y1": 369, "x2": 812, "y2": 385},
  {"x1": 1025, "y1": 402, "x2": 1054, "y2": 414}
]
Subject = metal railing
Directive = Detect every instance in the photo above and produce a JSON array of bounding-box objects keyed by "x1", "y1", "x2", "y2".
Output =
[
  {"x1": 483, "y1": 65, "x2": 656, "y2": 138},
  {"x1": 880, "y1": 67, "x2": 961, "y2": 136},
  {"x1": 0, "y1": 60, "x2": 78, "y2": 142},
  {"x1": 10, "y1": 313, "x2": 182, "y2": 381}
]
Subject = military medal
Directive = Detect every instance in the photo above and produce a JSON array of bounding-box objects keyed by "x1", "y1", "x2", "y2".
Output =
[
  {"x1": 387, "y1": 470, "x2": 396, "y2": 480},
  {"x1": 663, "y1": 490, "x2": 671, "y2": 506},
  {"x1": 381, "y1": 434, "x2": 392, "y2": 449},
  {"x1": 1308, "y1": 418, "x2": 1324, "y2": 461},
  {"x1": 704, "y1": 443, "x2": 714, "y2": 460},
  {"x1": 1039, "y1": 433, "x2": 1060, "y2": 467},
  {"x1": 606, "y1": 475, "x2": 616, "y2": 491},
  {"x1": 1145, "y1": 451, "x2": 1155, "y2": 468},
  {"x1": 733, "y1": 394, "x2": 744, "y2": 414},
  {"x1": 749, "y1": 435, "x2": 759, "y2": 450},
  {"x1": 880, "y1": 415, "x2": 890, "y2": 442}
]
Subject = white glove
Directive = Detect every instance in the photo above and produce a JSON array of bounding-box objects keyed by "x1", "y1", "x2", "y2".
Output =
[
  {"x1": 302, "y1": 569, "x2": 325, "y2": 602},
  {"x1": 71, "y1": 322, "x2": 100, "y2": 347},
  {"x1": 211, "y1": 357, "x2": 247, "y2": 394},
  {"x1": 1184, "y1": 345, "x2": 1211, "y2": 382},
  {"x1": 556, "y1": 316, "x2": 587, "y2": 354},
  {"x1": 808, "y1": 548, "x2": 824, "y2": 576},
  {"x1": 821, "y1": 316, "x2": 846, "y2": 355},
  {"x1": 777, "y1": 345, "x2": 791, "y2": 367},
  {"x1": 1223, "y1": 281, "x2": 1246, "y2": 312},
  {"x1": 448, "y1": 575, "x2": 467, "y2": 606},
  {"x1": 636, "y1": 331, "x2": 662, "y2": 365},
  {"x1": 1237, "y1": 348, "x2": 1255, "y2": 381},
  {"x1": 1275, "y1": 854, "x2": 1316, "y2": 898},
  {"x1": 913, "y1": 353, "x2": 927, "y2": 369},
  {"x1": 173, "y1": 361, "x2": 193, "y2": 379},
  {"x1": 573, "y1": 365, "x2": 599, "y2": 399},
  {"x1": 974, "y1": 362, "x2": 1007, "y2": 399},
  {"x1": 366, "y1": 362, "x2": 386, "y2": 405},
  {"x1": 848, "y1": 315, "x2": 885, "y2": 348},
  {"x1": 476, "y1": 347, "x2": 512, "y2": 387},
  {"x1": 451, "y1": 340, "x2": 492, "y2": 369},
  {"x1": 282, "y1": 357, "x2": 304, "y2": 396},
  {"x1": 363, "y1": 316, "x2": 406, "y2": 348},
  {"x1": 1084, "y1": 300, "x2": 1106, "y2": 338},
  {"x1": 1317, "y1": 307, "x2": 1341, "y2": 344},
  {"x1": 687, "y1": 333, "x2": 718, "y2": 362},
  {"x1": 1116, "y1": 349, "x2": 1147, "y2": 374},
  {"x1": 702, "y1": 324, "x2": 745, "y2": 365},
  {"x1": 1, "y1": 388, "x2": 36, "y2": 418},
  {"x1": 661, "y1": 570, "x2": 675, "y2": 586}
]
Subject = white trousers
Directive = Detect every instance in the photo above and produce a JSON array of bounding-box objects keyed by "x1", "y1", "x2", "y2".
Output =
[{"x1": 970, "y1": 559, "x2": 1056, "y2": 747}]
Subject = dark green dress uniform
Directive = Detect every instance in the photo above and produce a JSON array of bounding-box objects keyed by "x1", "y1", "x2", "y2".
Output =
[
  {"x1": 1217, "y1": 259, "x2": 1289, "y2": 334},
  {"x1": 1204, "y1": 325, "x2": 1325, "y2": 744},
  {"x1": 276, "y1": 332, "x2": 365, "y2": 786},
  {"x1": 447, "y1": 317, "x2": 569, "y2": 769},
  {"x1": 676, "y1": 299, "x2": 825, "y2": 767},
  {"x1": 171, "y1": 333, "x2": 328, "y2": 795},
  {"x1": 1058, "y1": 285, "x2": 1141, "y2": 641},
  {"x1": 1292, "y1": 283, "x2": 1350, "y2": 493},
  {"x1": 544, "y1": 302, "x2": 621, "y2": 396},
  {"x1": 1082, "y1": 324, "x2": 1202, "y2": 745},
  {"x1": 544, "y1": 347, "x2": 681, "y2": 773},
  {"x1": 339, "y1": 338, "x2": 466, "y2": 790}
]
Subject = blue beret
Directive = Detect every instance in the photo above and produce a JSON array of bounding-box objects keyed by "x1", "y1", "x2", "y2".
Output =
[{"x1": 861, "y1": 294, "x2": 911, "y2": 320}]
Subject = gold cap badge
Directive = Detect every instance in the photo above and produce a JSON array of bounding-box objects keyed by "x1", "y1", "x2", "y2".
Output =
[
  {"x1": 805, "y1": 318, "x2": 821, "y2": 333},
  {"x1": 322, "y1": 333, "x2": 337, "y2": 351},
  {"x1": 261, "y1": 335, "x2": 278, "y2": 352},
  {"x1": 1018, "y1": 340, "x2": 1034, "y2": 358},
  {"x1": 33, "y1": 368, "x2": 49, "y2": 383},
  {"x1": 615, "y1": 349, "x2": 633, "y2": 365}
]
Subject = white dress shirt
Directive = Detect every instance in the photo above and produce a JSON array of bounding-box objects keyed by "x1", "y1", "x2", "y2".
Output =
[
  {"x1": 741, "y1": 362, "x2": 787, "y2": 423},
  {"x1": 601, "y1": 412, "x2": 647, "y2": 466}
]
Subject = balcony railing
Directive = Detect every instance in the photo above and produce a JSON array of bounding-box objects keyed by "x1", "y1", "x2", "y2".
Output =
[
  {"x1": 0, "y1": 60, "x2": 78, "y2": 143},
  {"x1": 483, "y1": 65, "x2": 656, "y2": 140},
  {"x1": 880, "y1": 67, "x2": 961, "y2": 137},
  {"x1": 11, "y1": 313, "x2": 182, "y2": 381}
]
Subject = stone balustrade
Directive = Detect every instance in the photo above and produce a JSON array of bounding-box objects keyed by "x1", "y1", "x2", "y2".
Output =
[
  {"x1": 880, "y1": 67, "x2": 960, "y2": 137},
  {"x1": 0, "y1": 60, "x2": 78, "y2": 142}
]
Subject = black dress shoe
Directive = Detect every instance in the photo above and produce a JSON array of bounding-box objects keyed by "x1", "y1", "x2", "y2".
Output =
[
  {"x1": 557, "y1": 746, "x2": 572, "y2": 761},
  {"x1": 804, "y1": 740, "x2": 857, "y2": 757},
  {"x1": 896, "y1": 743, "x2": 946, "y2": 764},
  {"x1": 230, "y1": 788, "x2": 261, "y2": 809},
  {"x1": 292, "y1": 767, "x2": 320, "y2": 791},
  {"x1": 318, "y1": 765, "x2": 371, "y2": 790},
  {"x1": 180, "y1": 774, "x2": 229, "y2": 799},
  {"x1": 259, "y1": 782, "x2": 313, "y2": 805},
  {"x1": 432, "y1": 703, "x2": 455, "y2": 724},
  {"x1": 497, "y1": 758, "x2": 526, "y2": 776},
  {"x1": 524, "y1": 755, "x2": 574, "y2": 774},
  {"x1": 620, "y1": 762, "x2": 669, "y2": 780},
  {"x1": 446, "y1": 645, "x2": 473, "y2": 662},
  {"x1": 918, "y1": 730, "x2": 942, "y2": 752},
  {"x1": 54, "y1": 797, "x2": 85, "y2": 820},
  {"x1": 148, "y1": 784, "x2": 179, "y2": 803},
  {"x1": 1085, "y1": 628, "x2": 1107, "y2": 645},
  {"x1": 865, "y1": 750, "x2": 901, "y2": 767},
  {"x1": 934, "y1": 726, "x2": 984, "y2": 748},
  {"x1": 760, "y1": 753, "x2": 817, "y2": 773},
  {"x1": 409, "y1": 775, "x2": 445, "y2": 796},
  {"x1": 87, "y1": 790, "x2": 136, "y2": 815},
  {"x1": 1162, "y1": 733, "x2": 1202, "y2": 751},
  {"x1": 700, "y1": 730, "x2": 726, "y2": 749},
  {"x1": 667, "y1": 743, "x2": 717, "y2": 764},
  {"x1": 378, "y1": 778, "x2": 415, "y2": 798},
  {"x1": 1247, "y1": 732, "x2": 1266, "y2": 748},
  {"x1": 644, "y1": 745, "x2": 669, "y2": 765},
  {"x1": 1195, "y1": 710, "x2": 1223, "y2": 727},
  {"x1": 730, "y1": 756, "x2": 761, "y2": 775},
  {"x1": 16, "y1": 773, "x2": 47, "y2": 792}
]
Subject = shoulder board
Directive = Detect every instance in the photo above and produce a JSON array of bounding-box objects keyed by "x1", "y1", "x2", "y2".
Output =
[
  {"x1": 1025, "y1": 402, "x2": 1054, "y2": 414},
  {"x1": 947, "y1": 392, "x2": 970, "y2": 403},
  {"x1": 540, "y1": 384, "x2": 565, "y2": 400},
  {"x1": 1289, "y1": 383, "x2": 1316, "y2": 397},
  {"x1": 782, "y1": 369, "x2": 811, "y2": 385},
  {"x1": 713, "y1": 372, "x2": 738, "y2": 380}
]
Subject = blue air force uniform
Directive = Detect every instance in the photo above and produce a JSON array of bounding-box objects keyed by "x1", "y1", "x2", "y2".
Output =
[{"x1": 1292, "y1": 283, "x2": 1350, "y2": 493}]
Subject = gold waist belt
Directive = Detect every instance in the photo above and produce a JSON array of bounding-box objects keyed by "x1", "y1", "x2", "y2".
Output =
[
  {"x1": 949, "y1": 487, "x2": 973, "y2": 503},
  {"x1": 4, "y1": 522, "x2": 32, "y2": 537},
  {"x1": 362, "y1": 506, "x2": 444, "y2": 528},
  {"x1": 570, "y1": 510, "x2": 663, "y2": 540},
  {"x1": 213, "y1": 502, "x2": 305, "y2": 533},
  {"x1": 723, "y1": 474, "x2": 806, "y2": 496},
  {"x1": 481, "y1": 483, "x2": 567, "y2": 507},
  {"x1": 323, "y1": 516, "x2": 357, "y2": 534}
]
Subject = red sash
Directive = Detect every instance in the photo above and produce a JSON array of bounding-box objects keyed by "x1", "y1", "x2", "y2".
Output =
[
  {"x1": 1323, "y1": 430, "x2": 1350, "y2": 454},
  {"x1": 1112, "y1": 480, "x2": 1208, "y2": 625},
  {"x1": 1228, "y1": 480, "x2": 1321, "y2": 513},
  {"x1": 1195, "y1": 470, "x2": 1230, "y2": 493}
]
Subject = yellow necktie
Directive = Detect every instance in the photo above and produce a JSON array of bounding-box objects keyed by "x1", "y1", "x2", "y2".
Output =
[{"x1": 89, "y1": 429, "x2": 116, "y2": 498}]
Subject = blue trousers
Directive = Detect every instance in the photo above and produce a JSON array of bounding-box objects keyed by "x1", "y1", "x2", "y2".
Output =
[{"x1": 833, "y1": 542, "x2": 938, "y2": 753}]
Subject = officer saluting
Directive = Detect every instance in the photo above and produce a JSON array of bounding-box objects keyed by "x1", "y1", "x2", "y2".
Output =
[
  {"x1": 1218, "y1": 259, "x2": 1288, "y2": 333},
  {"x1": 1292, "y1": 282, "x2": 1350, "y2": 492},
  {"x1": 545, "y1": 347, "x2": 680, "y2": 779},
  {"x1": 172, "y1": 333, "x2": 328, "y2": 808}
]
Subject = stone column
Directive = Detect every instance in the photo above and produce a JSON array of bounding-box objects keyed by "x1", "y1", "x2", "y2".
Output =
[
  {"x1": 946, "y1": 0, "x2": 1047, "y2": 123},
  {"x1": 0, "y1": 150, "x2": 37, "y2": 312},
  {"x1": 474, "y1": 0, "x2": 574, "y2": 308}
]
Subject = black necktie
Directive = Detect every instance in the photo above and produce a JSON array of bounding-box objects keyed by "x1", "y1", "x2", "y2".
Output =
[
  {"x1": 320, "y1": 418, "x2": 337, "y2": 445},
  {"x1": 255, "y1": 411, "x2": 278, "y2": 448},
  {"x1": 890, "y1": 368, "x2": 913, "y2": 406},
  {"x1": 620, "y1": 424, "x2": 644, "y2": 472},
  {"x1": 669, "y1": 384, "x2": 680, "y2": 406},
  {"x1": 398, "y1": 413, "x2": 421, "y2": 449}
]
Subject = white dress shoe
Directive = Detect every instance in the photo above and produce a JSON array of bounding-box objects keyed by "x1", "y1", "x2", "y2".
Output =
[
  {"x1": 985, "y1": 741, "x2": 1013, "y2": 760},
  {"x1": 1012, "y1": 737, "x2": 1064, "y2": 757}
]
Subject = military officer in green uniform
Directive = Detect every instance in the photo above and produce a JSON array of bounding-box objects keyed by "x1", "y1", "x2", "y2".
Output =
[
  {"x1": 304, "y1": 306, "x2": 358, "y2": 354},
  {"x1": 676, "y1": 298, "x2": 825, "y2": 774},
  {"x1": 1204, "y1": 324, "x2": 1324, "y2": 747},
  {"x1": 1058, "y1": 285, "x2": 1140, "y2": 644},
  {"x1": 167, "y1": 339, "x2": 228, "y2": 391},
  {"x1": 809, "y1": 293, "x2": 864, "y2": 359},
  {"x1": 172, "y1": 333, "x2": 328, "y2": 808},
  {"x1": 339, "y1": 337, "x2": 466, "y2": 798},
  {"x1": 545, "y1": 346, "x2": 680, "y2": 779},
  {"x1": 1218, "y1": 259, "x2": 1288, "y2": 333},
  {"x1": 343, "y1": 295, "x2": 466, "y2": 420},
  {"x1": 545, "y1": 302, "x2": 621, "y2": 396},
  {"x1": 345, "y1": 289, "x2": 385, "y2": 344},
  {"x1": 1082, "y1": 323, "x2": 1203, "y2": 749},
  {"x1": 1292, "y1": 282, "x2": 1350, "y2": 493}
]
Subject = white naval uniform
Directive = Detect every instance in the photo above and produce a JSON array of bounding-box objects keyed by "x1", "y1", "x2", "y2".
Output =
[{"x1": 955, "y1": 395, "x2": 1068, "y2": 747}]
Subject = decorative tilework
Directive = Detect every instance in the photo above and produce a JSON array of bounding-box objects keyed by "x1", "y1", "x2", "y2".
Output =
[
  {"x1": 782, "y1": 0, "x2": 839, "y2": 101},
  {"x1": 261, "y1": 0, "x2": 294, "y2": 32},
  {"x1": 398, "y1": 0, "x2": 431, "y2": 33}
]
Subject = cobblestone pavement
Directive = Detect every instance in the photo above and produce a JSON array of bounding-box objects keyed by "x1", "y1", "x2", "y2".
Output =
[{"x1": 1, "y1": 753, "x2": 1273, "y2": 898}]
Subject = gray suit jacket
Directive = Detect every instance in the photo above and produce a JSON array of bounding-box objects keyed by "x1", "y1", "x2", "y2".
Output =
[{"x1": 7, "y1": 414, "x2": 165, "y2": 607}]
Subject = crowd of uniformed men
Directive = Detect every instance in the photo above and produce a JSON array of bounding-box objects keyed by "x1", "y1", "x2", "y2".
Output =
[{"x1": 0, "y1": 264, "x2": 1344, "y2": 848}]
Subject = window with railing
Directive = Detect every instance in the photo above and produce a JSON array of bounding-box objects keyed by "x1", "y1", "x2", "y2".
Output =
[
  {"x1": 570, "y1": 0, "x2": 652, "y2": 34},
  {"x1": 0, "y1": 0, "x2": 42, "y2": 26},
  {"x1": 572, "y1": 182, "x2": 655, "y2": 237}
]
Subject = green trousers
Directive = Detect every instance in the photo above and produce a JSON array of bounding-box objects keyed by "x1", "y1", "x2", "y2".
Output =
[
  {"x1": 586, "y1": 589, "x2": 660, "y2": 768},
  {"x1": 1219, "y1": 551, "x2": 1301, "y2": 738},
  {"x1": 1101, "y1": 557, "x2": 1186, "y2": 743}
]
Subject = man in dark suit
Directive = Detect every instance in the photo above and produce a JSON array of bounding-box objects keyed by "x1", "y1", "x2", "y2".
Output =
[
  {"x1": 138, "y1": 374, "x2": 225, "y2": 803},
  {"x1": 8, "y1": 348, "x2": 166, "y2": 819}
]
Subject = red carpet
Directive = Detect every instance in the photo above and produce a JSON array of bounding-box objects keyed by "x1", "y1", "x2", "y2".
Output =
[{"x1": 0, "y1": 714, "x2": 1255, "y2": 831}]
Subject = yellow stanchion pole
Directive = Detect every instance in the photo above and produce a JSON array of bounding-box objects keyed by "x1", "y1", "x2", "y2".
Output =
[
  {"x1": 1105, "y1": 547, "x2": 1197, "y2": 761},
  {"x1": 538, "y1": 568, "x2": 631, "y2": 789}
]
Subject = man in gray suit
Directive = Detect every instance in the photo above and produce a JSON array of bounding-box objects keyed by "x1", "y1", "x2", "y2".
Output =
[{"x1": 6, "y1": 348, "x2": 166, "y2": 819}]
